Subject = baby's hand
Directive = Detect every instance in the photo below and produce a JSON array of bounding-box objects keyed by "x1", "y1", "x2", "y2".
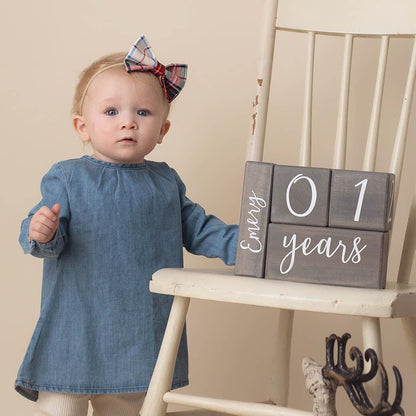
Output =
[{"x1": 29, "y1": 203, "x2": 61, "y2": 243}]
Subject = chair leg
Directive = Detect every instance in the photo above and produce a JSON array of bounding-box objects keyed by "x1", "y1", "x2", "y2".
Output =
[
  {"x1": 140, "y1": 296, "x2": 190, "y2": 416},
  {"x1": 268, "y1": 309, "x2": 294, "y2": 406},
  {"x1": 362, "y1": 317, "x2": 383, "y2": 401},
  {"x1": 402, "y1": 316, "x2": 416, "y2": 364}
]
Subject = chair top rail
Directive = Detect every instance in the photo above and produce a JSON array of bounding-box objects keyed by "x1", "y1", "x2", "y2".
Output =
[
  {"x1": 276, "y1": 27, "x2": 416, "y2": 38},
  {"x1": 275, "y1": 0, "x2": 416, "y2": 36}
]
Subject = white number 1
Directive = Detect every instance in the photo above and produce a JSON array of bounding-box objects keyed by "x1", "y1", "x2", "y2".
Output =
[{"x1": 354, "y1": 179, "x2": 368, "y2": 221}]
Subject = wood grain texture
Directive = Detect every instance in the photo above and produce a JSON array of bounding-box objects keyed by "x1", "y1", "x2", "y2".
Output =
[
  {"x1": 329, "y1": 169, "x2": 395, "y2": 231},
  {"x1": 271, "y1": 165, "x2": 331, "y2": 226},
  {"x1": 235, "y1": 162, "x2": 274, "y2": 277},
  {"x1": 265, "y1": 223, "x2": 389, "y2": 288}
]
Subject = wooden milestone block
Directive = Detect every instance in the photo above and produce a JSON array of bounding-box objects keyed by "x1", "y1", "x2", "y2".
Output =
[
  {"x1": 329, "y1": 170, "x2": 395, "y2": 231},
  {"x1": 235, "y1": 161, "x2": 274, "y2": 278},
  {"x1": 265, "y1": 223, "x2": 389, "y2": 289},
  {"x1": 271, "y1": 165, "x2": 331, "y2": 226}
]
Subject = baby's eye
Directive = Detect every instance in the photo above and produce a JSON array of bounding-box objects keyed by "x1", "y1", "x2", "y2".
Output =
[
  {"x1": 137, "y1": 110, "x2": 149, "y2": 116},
  {"x1": 105, "y1": 108, "x2": 118, "y2": 116}
]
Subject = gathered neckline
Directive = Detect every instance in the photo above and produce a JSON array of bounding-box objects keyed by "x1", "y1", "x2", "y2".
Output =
[{"x1": 81, "y1": 155, "x2": 147, "y2": 170}]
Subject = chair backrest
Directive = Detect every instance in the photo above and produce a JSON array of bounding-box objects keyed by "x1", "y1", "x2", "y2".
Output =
[{"x1": 248, "y1": 0, "x2": 416, "y2": 284}]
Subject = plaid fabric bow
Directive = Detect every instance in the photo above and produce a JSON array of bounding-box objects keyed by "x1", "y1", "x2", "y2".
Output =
[{"x1": 125, "y1": 35, "x2": 187, "y2": 102}]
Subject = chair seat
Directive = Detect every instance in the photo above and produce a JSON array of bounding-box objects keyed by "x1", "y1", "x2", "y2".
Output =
[
  {"x1": 167, "y1": 410, "x2": 223, "y2": 415},
  {"x1": 150, "y1": 268, "x2": 416, "y2": 318}
]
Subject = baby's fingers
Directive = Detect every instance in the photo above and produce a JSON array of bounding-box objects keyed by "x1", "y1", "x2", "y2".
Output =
[
  {"x1": 51, "y1": 203, "x2": 60, "y2": 217},
  {"x1": 36, "y1": 205, "x2": 59, "y2": 224},
  {"x1": 29, "y1": 205, "x2": 60, "y2": 243},
  {"x1": 29, "y1": 224, "x2": 54, "y2": 243}
]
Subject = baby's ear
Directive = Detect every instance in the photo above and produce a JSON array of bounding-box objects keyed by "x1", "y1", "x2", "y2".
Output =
[
  {"x1": 158, "y1": 120, "x2": 171, "y2": 144},
  {"x1": 72, "y1": 116, "x2": 90, "y2": 143}
]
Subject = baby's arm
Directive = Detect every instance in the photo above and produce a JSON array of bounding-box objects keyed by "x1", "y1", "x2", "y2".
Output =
[
  {"x1": 20, "y1": 163, "x2": 69, "y2": 258},
  {"x1": 172, "y1": 168, "x2": 238, "y2": 265},
  {"x1": 29, "y1": 203, "x2": 61, "y2": 243}
]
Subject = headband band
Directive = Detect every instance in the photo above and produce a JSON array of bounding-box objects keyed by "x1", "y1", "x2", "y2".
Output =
[{"x1": 79, "y1": 63, "x2": 124, "y2": 114}]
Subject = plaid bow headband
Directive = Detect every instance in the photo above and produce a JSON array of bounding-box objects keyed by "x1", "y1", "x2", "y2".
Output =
[
  {"x1": 79, "y1": 36, "x2": 187, "y2": 114},
  {"x1": 125, "y1": 35, "x2": 187, "y2": 102}
]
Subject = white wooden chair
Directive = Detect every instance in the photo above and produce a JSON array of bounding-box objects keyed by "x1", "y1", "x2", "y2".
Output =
[{"x1": 140, "y1": 0, "x2": 416, "y2": 415}]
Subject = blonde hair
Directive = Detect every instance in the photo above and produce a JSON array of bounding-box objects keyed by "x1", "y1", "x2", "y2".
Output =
[
  {"x1": 72, "y1": 53, "x2": 125, "y2": 117},
  {"x1": 72, "y1": 52, "x2": 170, "y2": 117}
]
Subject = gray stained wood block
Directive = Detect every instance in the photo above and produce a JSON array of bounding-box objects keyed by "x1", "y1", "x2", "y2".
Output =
[
  {"x1": 329, "y1": 170, "x2": 395, "y2": 231},
  {"x1": 235, "y1": 161, "x2": 274, "y2": 278},
  {"x1": 265, "y1": 223, "x2": 389, "y2": 289},
  {"x1": 271, "y1": 165, "x2": 331, "y2": 227}
]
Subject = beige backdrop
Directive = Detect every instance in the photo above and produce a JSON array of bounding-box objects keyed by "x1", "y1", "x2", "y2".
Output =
[{"x1": 2, "y1": 0, "x2": 415, "y2": 414}]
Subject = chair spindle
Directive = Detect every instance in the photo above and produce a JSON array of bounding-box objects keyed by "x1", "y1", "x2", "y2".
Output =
[{"x1": 333, "y1": 34, "x2": 354, "y2": 170}]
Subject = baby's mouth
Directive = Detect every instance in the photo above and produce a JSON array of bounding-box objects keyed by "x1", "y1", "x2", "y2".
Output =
[{"x1": 119, "y1": 137, "x2": 136, "y2": 143}]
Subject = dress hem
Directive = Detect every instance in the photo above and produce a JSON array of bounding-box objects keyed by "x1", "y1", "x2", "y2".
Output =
[{"x1": 15, "y1": 378, "x2": 189, "y2": 402}]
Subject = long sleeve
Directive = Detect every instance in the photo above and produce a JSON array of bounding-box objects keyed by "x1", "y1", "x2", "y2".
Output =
[
  {"x1": 172, "y1": 169, "x2": 238, "y2": 266},
  {"x1": 19, "y1": 164, "x2": 70, "y2": 259}
]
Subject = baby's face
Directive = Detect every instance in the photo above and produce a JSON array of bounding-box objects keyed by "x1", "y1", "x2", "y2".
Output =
[{"x1": 75, "y1": 68, "x2": 170, "y2": 164}]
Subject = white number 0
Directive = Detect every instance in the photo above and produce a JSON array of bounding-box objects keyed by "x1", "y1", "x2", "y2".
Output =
[{"x1": 286, "y1": 174, "x2": 317, "y2": 217}]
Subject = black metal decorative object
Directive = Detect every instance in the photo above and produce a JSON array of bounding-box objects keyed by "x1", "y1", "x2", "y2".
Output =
[{"x1": 322, "y1": 333, "x2": 404, "y2": 416}]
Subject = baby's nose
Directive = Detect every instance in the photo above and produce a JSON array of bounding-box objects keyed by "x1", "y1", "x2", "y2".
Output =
[{"x1": 121, "y1": 118, "x2": 138, "y2": 129}]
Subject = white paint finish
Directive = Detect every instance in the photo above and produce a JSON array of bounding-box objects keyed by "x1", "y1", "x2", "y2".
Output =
[
  {"x1": 397, "y1": 187, "x2": 416, "y2": 284},
  {"x1": 333, "y1": 34, "x2": 353, "y2": 170},
  {"x1": 150, "y1": 268, "x2": 416, "y2": 319},
  {"x1": 361, "y1": 317, "x2": 383, "y2": 401},
  {"x1": 268, "y1": 309, "x2": 294, "y2": 406},
  {"x1": 363, "y1": 36, "x2": 389, "y2": 172},
  {"x1": 247, "y1": 0, "x2": 279, "y2": 162},
  {"x1": 389, "y1": 37, "x2": 416, "y2": 201},
  {"x1": 402, "y1": 316, "x2": 416, "y2": 361},
  {"x1": 140, "y1": 296, "x2": 190, "y2": 416},
  {"x1": 276, "y1": 0, "x2": 416, "y2": 35},
  {"x1": 299, "y1": 32, "x2": 315, "y2": 167},
  {"x1": 164, "y1": 392, "x2": 313, "y2": 416}
]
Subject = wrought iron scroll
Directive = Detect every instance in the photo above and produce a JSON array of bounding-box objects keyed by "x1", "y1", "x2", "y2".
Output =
[{"x1": 322, "y1": 333, "x2": 404, "y2": 416}]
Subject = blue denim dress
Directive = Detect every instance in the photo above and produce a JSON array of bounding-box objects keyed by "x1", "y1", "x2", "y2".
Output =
[{"x1": 16, "y1": 156, "x2": 238, "y2": 401}]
